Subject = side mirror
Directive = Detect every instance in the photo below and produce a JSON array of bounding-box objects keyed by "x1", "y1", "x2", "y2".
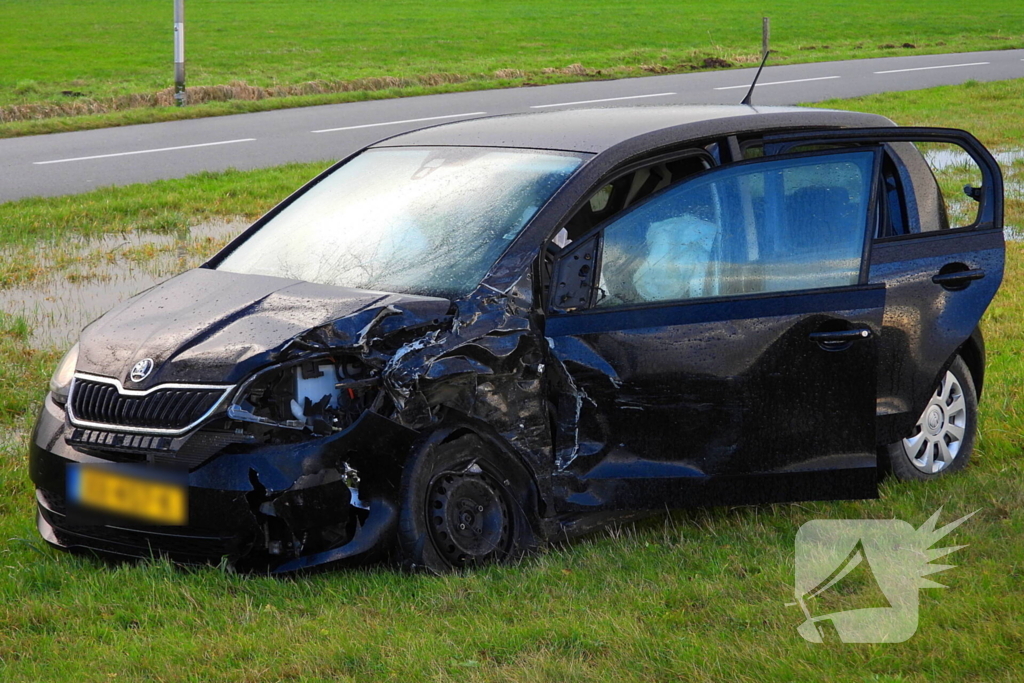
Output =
[
  {"x1": 550, "y1": 235, "x2": 600, "y2": 313},
  {"x1": 963, "y1": 184, "x2": 983, "y2": 203}
]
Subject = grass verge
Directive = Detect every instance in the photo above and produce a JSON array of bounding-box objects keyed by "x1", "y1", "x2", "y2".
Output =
[
  {"x1": 0, "y1": 80, "x2": 1021, "y2": 681},
  {"x1": 815, "y1": 78, "x2": 1024, "y2": 146},
  {"x1": 0, "y1": 164, "x2": 322, "y2": 246},
  {"x1": 2, "y1": 0, "x2": 1023, "y2": 137}
]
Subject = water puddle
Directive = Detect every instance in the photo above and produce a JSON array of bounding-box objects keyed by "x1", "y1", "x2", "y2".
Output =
[
  {"x1": 922, "y1": 146, "x2": 1023, "y2": 241},
  {"x1": 924, "y1": 147, "x2": 1024, "y2": 172},
  {"x1": 0, "y1": 220, "x2": 247, "y2": 348}
]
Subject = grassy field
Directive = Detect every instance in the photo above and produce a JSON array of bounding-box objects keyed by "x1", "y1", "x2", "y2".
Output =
[
  {"x1": 2, "y1": 0, "x2": 1024, "y2": 137},
  {"x1": 0, "y1": 80, "x2": 1022, "y2": 681}
]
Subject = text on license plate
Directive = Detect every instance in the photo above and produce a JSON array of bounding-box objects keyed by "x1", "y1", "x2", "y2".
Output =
[{"x1": 68, "y1": 465, "x2": 187, "y2": 525}]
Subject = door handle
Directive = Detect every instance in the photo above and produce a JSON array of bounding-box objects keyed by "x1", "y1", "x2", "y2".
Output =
[
  {"x1": 809, "y1": 328, "x2": 873, "y2": 350},
  {"x1": 932, "y1": 268, "x2": 985, "y2": 289}
]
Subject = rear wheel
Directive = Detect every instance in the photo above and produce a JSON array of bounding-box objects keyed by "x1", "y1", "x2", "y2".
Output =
[
  {"x1": 885, "y1": 355, "x2": 977, "y2": 480},
  {"x1": 397, "y1": 434, "x2": 536, "y2": 572}
]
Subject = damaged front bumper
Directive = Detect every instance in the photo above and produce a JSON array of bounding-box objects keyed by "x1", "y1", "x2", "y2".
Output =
[{"x1": 30, "y1": 392, "x2": 416, "y2": 573}]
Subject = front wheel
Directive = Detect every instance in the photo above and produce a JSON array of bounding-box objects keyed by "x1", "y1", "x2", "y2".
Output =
[
  {"x1": 397, "y1": 434, "x2": 537, "y2": 572},
  {"x1": 884, "y1": 355, "x2": 978, "y2": 481}
]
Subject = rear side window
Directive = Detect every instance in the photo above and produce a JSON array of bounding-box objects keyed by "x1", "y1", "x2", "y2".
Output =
[
  {"x1": 746, "y1": 131, "x2": 1000, "y2": 241},
  {"x1": 913, "y1": 142, "x2": 985, "y2": 230},
  {"x1": 594, "y1": 150, "x2": 876, "y2": 307},
  {"x1": 874, "y1": 141, "x2": 986, "y2": 238}
]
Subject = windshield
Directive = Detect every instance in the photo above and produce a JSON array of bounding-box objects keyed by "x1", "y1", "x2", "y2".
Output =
[{"x1": 215, "y1": 146, "x2": 585, "y2": 298}]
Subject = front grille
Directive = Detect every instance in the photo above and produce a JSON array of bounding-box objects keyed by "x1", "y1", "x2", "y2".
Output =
[
  {"x1": 67, "y1": 427, "x2": 252, "y2": 470},
  {"x1": 69, "y1": 378, "x2": 227, "y2": 432},
  {"x1": 68, "y1": 428, "x2": 174, "y2": 452}
]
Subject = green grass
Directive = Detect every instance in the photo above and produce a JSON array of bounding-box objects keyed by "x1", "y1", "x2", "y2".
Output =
[
  {"x1": 0, "y1": 163, "x2": 322, "y2": 246},
  {"x1": 2, "y1": 0, "x2": 1024, "y2": 137},
  {"x1": 0, "y1": 314, "x2": 59, "y2": 426},
  {"x1": 815, "y1": 78, "x2": 1024, "y2": 146},
  {"x1": 0, "y1": 80, "x2": 1022, "y2": 681}
]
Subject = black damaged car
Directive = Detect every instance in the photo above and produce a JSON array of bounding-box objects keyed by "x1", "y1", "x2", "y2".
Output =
[{"x1": 31, "y1": 105, "x2": 1005, "y2": 572}]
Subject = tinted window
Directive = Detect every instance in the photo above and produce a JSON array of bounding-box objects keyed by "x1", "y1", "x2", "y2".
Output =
[{"x1": 596, "y1": 151, "x2": 875, "y2": 307}]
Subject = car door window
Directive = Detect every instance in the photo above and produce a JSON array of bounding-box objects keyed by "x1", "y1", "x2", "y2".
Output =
[
  {"x1": 594, "y1": 150, "x2": 877, "y2": 307},
  {"x1": 756, "y1": 136, "x2": 984, "y2": 238},
  {"x1": 555, "y1": 152, "x2": 713, "y2": 247}
]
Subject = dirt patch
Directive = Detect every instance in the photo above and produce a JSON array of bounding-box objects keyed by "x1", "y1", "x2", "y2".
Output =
[
  {"x1": 540, "y1": 63, "x2": 592, "y2": 77},
  {"x1": 701, "y1": 57, "x2": 733, "y2": 69}
]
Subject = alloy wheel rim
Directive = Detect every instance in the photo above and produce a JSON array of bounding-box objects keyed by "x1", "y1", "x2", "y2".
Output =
[{"x1": 901, "y1": 369, "x2": 968, "y2": 474}]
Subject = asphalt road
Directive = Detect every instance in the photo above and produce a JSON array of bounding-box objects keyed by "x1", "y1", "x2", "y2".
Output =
[{"x1": 2, "y1": 49, "x2": 1022, "y2": 203}]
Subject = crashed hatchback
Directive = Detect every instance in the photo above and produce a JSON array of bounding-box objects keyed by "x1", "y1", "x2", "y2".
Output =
[{"x1": 31, "y1": 105, "x2": 1005, "y2": 572}]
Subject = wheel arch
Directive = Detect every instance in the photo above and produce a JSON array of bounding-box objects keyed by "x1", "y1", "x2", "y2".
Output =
[
  {"x1": 396, "y1": 418, "x2": 546, "y2": 570},
  {"x1": 957, "y1": 326, "x2": 985, "y2": 399},
  {"x1": 410, "y1": 418, "x2": 548, "y2": 522},
  {"x1": 881, "y1": 330, "x2": 985, "y2": 452}
]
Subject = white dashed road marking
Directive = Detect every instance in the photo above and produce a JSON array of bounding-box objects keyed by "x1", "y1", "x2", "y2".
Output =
[
  {"x1": 311, "y1": 112, "x2": 487, "y2": 133},
  {"x1": 530, "y1": 92, "x2": 677, "y2": 108},
  {"x1": 873, "y1": 61, "x2": 990, "y2": 74},
  {"x1": 34, "y1": 138, "x2": 257, "y2": 165},
  {"x1": 714, "y1": 76, "x2": 841, "y2": 91}
]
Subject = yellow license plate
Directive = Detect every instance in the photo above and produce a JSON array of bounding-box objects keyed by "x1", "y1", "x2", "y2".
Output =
[{"x1": 71, "y1": 466, "x2": 187, "y2": 525}]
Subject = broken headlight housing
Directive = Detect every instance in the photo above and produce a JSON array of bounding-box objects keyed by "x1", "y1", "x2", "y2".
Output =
[
  {"x1": 227, "y1": 356, "x2": 379, "y2": 438},
  {"x1": 49, "y1": 342, "x2": 79, "y2": 405}
]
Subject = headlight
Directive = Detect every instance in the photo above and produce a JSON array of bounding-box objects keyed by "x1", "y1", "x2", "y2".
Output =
[
  {"x1": 49, "y1": 342, "x2": 79, "y2": 404},
  {"x1": 227, "y1": 356, "x2": 378, "y2": 434}
]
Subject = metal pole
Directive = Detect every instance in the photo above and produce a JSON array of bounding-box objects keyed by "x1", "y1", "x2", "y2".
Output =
[
  {"x1": 174, "y1": 0, "x2": 186, "y2": 106},
  {"x1": 762, "y1": 17, "x2": 770, "y2": 58}
]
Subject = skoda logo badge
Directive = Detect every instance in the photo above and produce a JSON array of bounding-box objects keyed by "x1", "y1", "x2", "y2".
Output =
[{"x1": 130, "y1": 358, "x2": 155, "y2": 382}]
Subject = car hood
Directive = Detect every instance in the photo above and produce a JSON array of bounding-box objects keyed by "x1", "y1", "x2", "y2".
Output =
[{"x1": 75, "y1": 268, "x2": 452, "y2": 387}]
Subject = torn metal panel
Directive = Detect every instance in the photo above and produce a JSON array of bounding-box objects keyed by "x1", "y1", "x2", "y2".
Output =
[
  {"x1": 32, "y1": 246, "x2": 592, "y2": 570},
  {"x1": 74, "y1": 267, "x2": 452, "y2": 388},
  {"x1": 271, "y1": 496, "x2": 398, "y2": 573}
]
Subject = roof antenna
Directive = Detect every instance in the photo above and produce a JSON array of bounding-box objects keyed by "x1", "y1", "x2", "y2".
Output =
[{"x1": 740, "y1": 50, "x2": 771, "y2": 106}]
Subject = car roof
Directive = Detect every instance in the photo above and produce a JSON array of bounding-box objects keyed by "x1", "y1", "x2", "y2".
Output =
[{"x1": 372, "y1": 105, "x2": 894, "y2": 154}]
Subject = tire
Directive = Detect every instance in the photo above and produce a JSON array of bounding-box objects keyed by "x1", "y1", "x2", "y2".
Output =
[
  {"x1": 885, "y1": 355, "x2": 978, "y2": 481},
  {"x1": 397, "y1": 434, "x2": 537, "y2": 572}
]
